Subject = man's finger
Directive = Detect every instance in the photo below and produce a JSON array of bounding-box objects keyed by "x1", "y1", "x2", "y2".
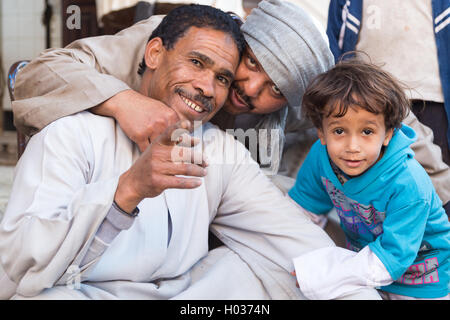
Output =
[
  {"x1": 170, "y1": 145, "x2": 207, "y2": 166},
  {"x1": 176, "y1": 133, "x2": 201, "y2": 148},
  {"x1": 160, "y1": 162, "x2": 208, "y2": 178},
  {"x1": 137, "y1": 138, "x2": 151, "y2": 153},
  {"x1": 156, "y1": 120, "x2": 192, "y2": 146},
  {"x1": 161, "y1": 175, "x2": 203, "y2": 190}
]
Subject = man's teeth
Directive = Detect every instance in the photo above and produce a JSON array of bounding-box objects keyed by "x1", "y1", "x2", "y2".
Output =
[{"x1": 182, "y1": 96, "x2": 204, "y2": 113}]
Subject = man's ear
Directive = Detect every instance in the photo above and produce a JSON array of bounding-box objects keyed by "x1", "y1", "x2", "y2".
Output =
[
  {"x1": 317, "y1": 128, "x2": 326, "y2": 145},
  {"x1": 383, "y1": 128, "x2": 395, "y2": 147},
  {"x1": 144, "y1": 37, "x2": 164, "y2": 70}
]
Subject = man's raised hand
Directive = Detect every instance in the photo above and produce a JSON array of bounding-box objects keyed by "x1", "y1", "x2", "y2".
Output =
[{"x1": 114, "y1": 120, "x2": 208, "y2": 214}]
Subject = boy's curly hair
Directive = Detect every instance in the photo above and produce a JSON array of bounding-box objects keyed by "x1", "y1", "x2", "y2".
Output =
[{"x1": 302, "y1": 58, "x2": 410, "y2": 131}]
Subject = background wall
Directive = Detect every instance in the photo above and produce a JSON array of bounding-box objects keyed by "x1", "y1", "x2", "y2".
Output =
[{"x1": 1, "y1": 0, "x2": 62, "y2": 114}]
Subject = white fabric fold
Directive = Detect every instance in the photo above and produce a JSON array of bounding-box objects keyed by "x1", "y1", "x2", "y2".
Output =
[{"x1": 293, "y1": 245, "x2": 392, "y2": 300}]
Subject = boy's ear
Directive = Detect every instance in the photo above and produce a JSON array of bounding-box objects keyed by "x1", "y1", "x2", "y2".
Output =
[
  {"x1": 383, "y1": 128, "x2": 394, "y2": 147},
  {"x1": 317, "y1": 128, "x2": 326, "y2": 145},
  {"x1": 144, "y1": 37, "x2": 164, "y2": 71}
]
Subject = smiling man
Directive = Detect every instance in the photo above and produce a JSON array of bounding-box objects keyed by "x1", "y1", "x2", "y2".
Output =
[
  {"x1": 139, "y1": 26, "x2": 236, "y2": 123},
  {"x1": 0, "y1": 4, "x2": 380, "y2": 301}
]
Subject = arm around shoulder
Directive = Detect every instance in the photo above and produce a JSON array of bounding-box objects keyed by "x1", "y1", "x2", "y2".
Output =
[{"x1": 12, "y1": 15, "x2": 164, "y2": 136}]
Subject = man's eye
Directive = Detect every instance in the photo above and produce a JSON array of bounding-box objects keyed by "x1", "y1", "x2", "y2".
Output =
[
  {"x1": 247, "y1": 56, "x2": 257, "y2": 68},
  {"x1": 271, "y1": 84, "x2": 282, "y2": 96},
  {"x1": 191, "y1": 59, "x2": 202, "y2": 67},
  {"x1": 217, "y1": 75, "x2": 229, "y2": 85}
]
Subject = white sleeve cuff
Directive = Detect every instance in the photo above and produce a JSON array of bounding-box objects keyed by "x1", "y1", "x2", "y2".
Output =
[{"x1": 293, "y1": 246, "x2": 393, "y2": 300}]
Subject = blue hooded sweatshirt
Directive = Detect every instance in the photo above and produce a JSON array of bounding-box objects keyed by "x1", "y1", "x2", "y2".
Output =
[{"x1": 289, "y1": 125, "x2": 450, "y2": 298}]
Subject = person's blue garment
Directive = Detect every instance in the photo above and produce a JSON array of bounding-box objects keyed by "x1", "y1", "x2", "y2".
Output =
[
  {"x1": 326, "y1": 0, "x2": 450, "y2": 150},
  {"x1": 289, "y1": 125, "x2": 450, "y2": 298}
]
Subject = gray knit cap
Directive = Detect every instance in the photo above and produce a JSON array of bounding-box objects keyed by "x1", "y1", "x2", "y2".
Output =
[
  {"x1": 241, "y1": 0, "x2": 334, "y2": 116},
  {"x1": 240, "y1": 0, "x2": 334, "y2": 175}
]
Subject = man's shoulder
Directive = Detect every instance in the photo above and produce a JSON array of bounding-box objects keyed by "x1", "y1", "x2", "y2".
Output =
[
  {"x1": 115, "y1": 15, "x2": 164, "y2": 38},
  {"x1": 42, "y1": 111, "x2": 117, "y2": 142},
  {"x1": 48, "y1": 111, "x2": 114, "y2": 130}
]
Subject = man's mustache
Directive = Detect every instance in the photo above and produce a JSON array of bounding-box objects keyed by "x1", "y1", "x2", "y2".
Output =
[
  {"x1": 175, "y1": 87, "x2": 214, "y2": 113},
  {"x1": 231, "y1": 83, "x2": 255, "y2": 110}
]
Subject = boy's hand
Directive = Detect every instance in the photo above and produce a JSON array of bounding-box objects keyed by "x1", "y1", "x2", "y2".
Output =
[{"x1": 290, "y1": 271, "x2": 299, "y2": 288}]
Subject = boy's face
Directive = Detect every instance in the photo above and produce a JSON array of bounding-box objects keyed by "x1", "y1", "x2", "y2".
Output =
[{"x1": 318, "y1": 106, "x2": 394, "y2": 177}]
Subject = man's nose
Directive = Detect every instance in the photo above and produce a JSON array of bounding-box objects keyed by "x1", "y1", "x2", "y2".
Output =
[
  {"x1": 193, "y1": 72, "x2": 215, "y2": 99},
  {"x1": 242, "y1": 74, "x2": 265, "y2": 98}
]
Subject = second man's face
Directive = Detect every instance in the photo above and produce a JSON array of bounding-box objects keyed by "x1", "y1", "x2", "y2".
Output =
[{"x1": 223, "y1": 47, "x2": 288, "y2": 116}]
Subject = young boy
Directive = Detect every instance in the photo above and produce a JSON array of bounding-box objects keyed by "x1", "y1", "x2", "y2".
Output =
[{"x1": 289, "y1": 60, "x2": 450, "y2": 300}]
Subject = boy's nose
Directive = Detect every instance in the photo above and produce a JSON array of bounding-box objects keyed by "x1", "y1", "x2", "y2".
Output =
[{"x1": 346, "y1": 136, "x2": 361, "y2": 153}]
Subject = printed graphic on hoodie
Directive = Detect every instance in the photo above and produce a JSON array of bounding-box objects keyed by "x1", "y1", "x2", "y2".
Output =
[
  {"x1": 399, "y1": 242, "x2": 440, "y2": 285},
  {"x1": 322, "y1": 177, "x2": 385, "y2": 250}
]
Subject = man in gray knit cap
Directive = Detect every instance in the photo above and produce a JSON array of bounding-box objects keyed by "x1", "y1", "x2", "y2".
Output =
[{"x1": 215, "y1": 0, "x2": 333, "y2": 182}]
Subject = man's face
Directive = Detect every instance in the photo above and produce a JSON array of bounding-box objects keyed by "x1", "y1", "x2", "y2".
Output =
[
  {"x1": 223, "y1": 47, "x2": 288, "y2": 115},
  {"x1": 143, "y1": 27, "x2": 239, "y2": 124}
]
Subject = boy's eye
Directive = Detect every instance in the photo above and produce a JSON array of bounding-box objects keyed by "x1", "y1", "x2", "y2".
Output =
[
  {"x1": 362, "y1": 129, "x2": 373, "y2": 135},
  {"x1": 333, "y1": 128, "x2": 344, "y2": 135}
]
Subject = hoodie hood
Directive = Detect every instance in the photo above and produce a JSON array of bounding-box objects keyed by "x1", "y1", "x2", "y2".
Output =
[{"x1": 375, "y1": 124, "x2": 417, "y2": 170}]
